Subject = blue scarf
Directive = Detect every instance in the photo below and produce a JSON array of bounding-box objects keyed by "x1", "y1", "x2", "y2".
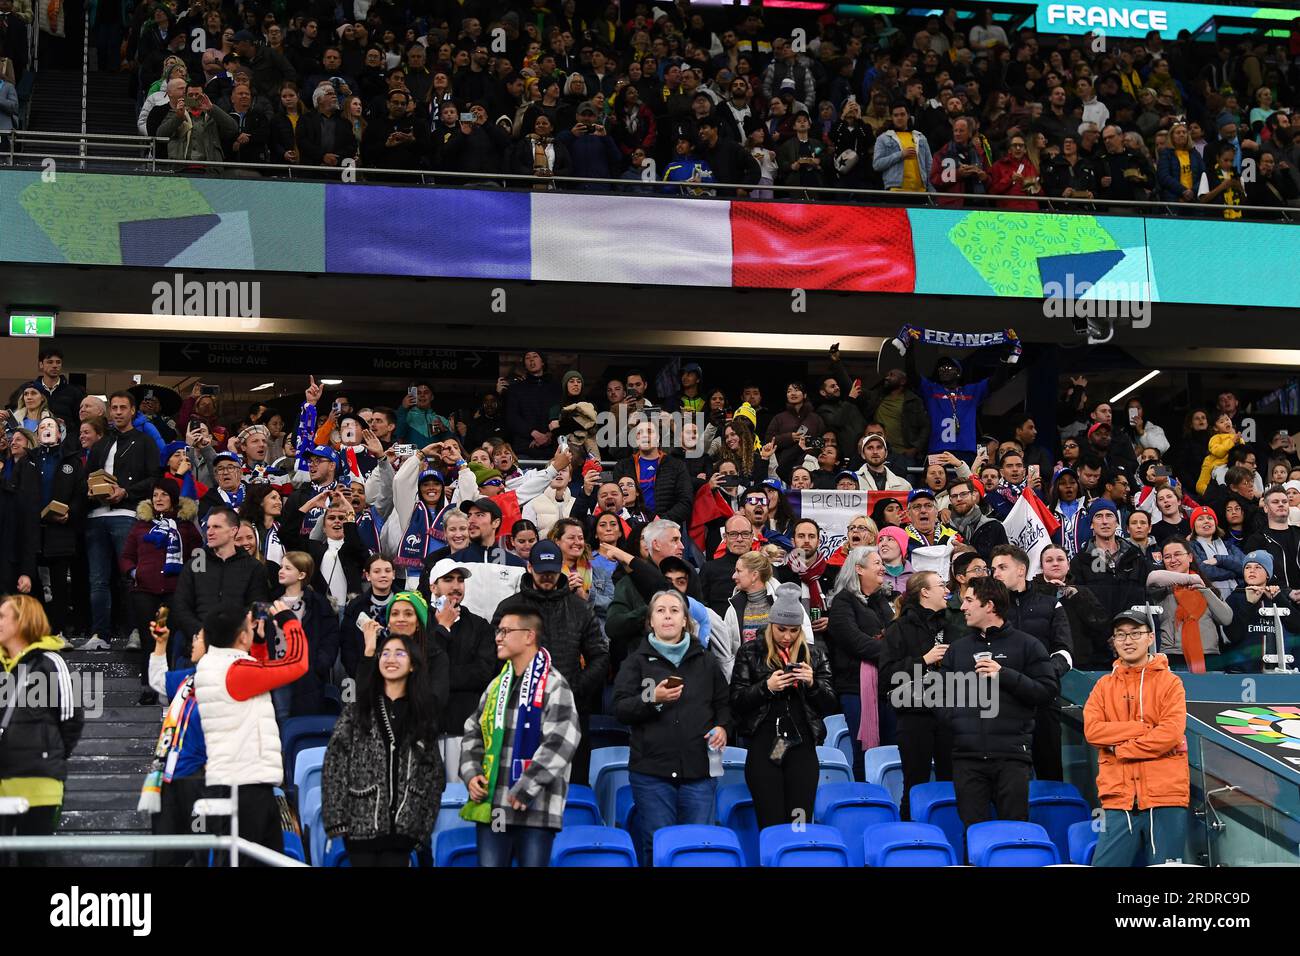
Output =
[
  {"x1": 355, "y1": 506, "x2": 383, "y2": 554},
  {"x1": 893, "y1": 324, "x2": 1022, "y2": 363},
  {"x1": 509, "y1": 648, "x2": 551, "y2": 786},
  {"x1": 301, "y1": 480, "x2": 336, "y2": 534},
  {"x1": 397, "y1": 500, "x2": 441, "y2": 570},
  {"x1": 218, "y1": 485, "x2": 245, "y2": 509},
  {"x1": 261, "y1": 521, "x2": 284, "y2": 565},
  {"x1": 649, "y1": 633, "x2": 690, "y2": 666},
  {"x1": 144, "y1": 516, "x2": 184, "y2": 575}
]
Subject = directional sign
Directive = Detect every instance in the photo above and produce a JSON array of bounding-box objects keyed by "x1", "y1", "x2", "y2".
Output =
[
  {"x1": 159, "y1": 342, "x2": 496, "y2": 379},
  {"x1": 9, "y1": 312, "x2": 57, "y2": 337}
]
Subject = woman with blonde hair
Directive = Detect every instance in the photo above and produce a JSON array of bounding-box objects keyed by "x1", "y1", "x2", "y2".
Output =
[
  {"x1": 730, "y1": 582, "x2": 837, "y2": 828},
  {"x1": 714, "y1": 549, "x2": 813, "y2": 681},
  {"x1": 0, "y1": 595, "x2": 84, "y2": 860}
]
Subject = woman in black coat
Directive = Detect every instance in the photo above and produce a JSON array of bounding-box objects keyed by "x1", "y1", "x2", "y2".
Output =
[
  {"x1": 730, "y1": 583, "x2": 838, "y2": 829},
  {"x1": 270, "y1": 551, "x2": 341, "y2": 718},
  {"x1": 826, "y1": 546, "x2": 896, "y2": 774},
  {"x1": 879, "y1": 571, "x2": 953, "y2": 820},
  {"x1": 31, "y1": 421, "x2": 86, "y2": 638}
]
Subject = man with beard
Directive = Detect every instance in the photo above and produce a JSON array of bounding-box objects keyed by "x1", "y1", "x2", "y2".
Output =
[
  {"x1": 854, "y1": 433, "x2": 912, "y2": 492},
  {"x1": 946, "y1": 477, "x2": 1006, "y2": 561}
]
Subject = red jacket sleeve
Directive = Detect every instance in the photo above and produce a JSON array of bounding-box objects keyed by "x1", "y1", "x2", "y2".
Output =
[{"x1": 226, "y1": 614, "x2": 308, "y2": 701}]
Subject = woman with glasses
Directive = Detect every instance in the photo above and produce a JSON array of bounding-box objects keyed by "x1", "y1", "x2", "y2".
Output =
[
  {"x1": 322, "y1": 630, "x2": 443, "y2": 866},
  {"x1": 827, "y1": 546, "x2": 896, "y2": 773},
  {"x1": 990, "y1": 135, "x2": 1042, "y2": 210},
  {"x1": 1145, "y1": 539, "x2": 1231, "y2": 672},
  {"x1": 1056, "y1": 437, "x2": 1082, "y2": 471},
  {"x1": 880, "y1": 571, "x2": 952, "y2": 820}
]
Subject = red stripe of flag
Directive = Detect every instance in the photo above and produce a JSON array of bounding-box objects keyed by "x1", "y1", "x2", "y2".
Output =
[
  {"x1": 729, "y1": 202, "x2": 916, "y2": 292},
  {"x1": 1022, "y1": 487, "x2": 1061, "y2": 537}
]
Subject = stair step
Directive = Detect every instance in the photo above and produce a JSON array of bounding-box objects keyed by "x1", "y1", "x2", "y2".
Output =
[
  {"x1": 59, "y1": 809, "x2": 152, "y2": 831},
  {"x1": 63, "y1": 790, "x2": 147, "y2": 811},
  {"x1": 64, "y1": 772, "x2": 147, "y2": 792},
  {"x1": 81, "y1": 721, "x2": 159, "y2": 739},
  {"x1": 69, "y1": 736, "x2": 154, "y2": 755},
  {"x1": 69, "y1": 753, "x2": 155, "y2": 772},
  {"x1": 49, "y1": 852, "x2": 153, "y2": 867}
]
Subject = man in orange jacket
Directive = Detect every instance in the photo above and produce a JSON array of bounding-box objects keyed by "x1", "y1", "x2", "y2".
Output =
[{"x1": 1083, "y1": 610, "x2": 1190, "y2": 866}]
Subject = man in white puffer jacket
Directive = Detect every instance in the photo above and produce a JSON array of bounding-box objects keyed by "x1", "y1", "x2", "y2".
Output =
[{"x1": 194, "y1": 600, "x2": 307, "y2": 859}]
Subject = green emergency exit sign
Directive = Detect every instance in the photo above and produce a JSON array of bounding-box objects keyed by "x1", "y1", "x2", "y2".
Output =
[{"x1": 8, "y1": 313, "x2": 57, "y2": 337}]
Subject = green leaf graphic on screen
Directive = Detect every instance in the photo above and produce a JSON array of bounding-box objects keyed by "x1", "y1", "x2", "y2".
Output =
[
  {"x1": 18, "y1": 174, "x2": 212, "y2": 265},
  {"x1": 946, "y1": 213, "x2": 1118, "y2": 298}
]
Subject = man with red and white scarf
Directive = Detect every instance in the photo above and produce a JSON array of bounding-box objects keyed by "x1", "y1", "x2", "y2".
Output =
[
  {"x1": 775, "y1": 517, "x2": 831, "y2": 639},
  {"x1": 193, "y1": 599, "x2": 308, "y2": 859}
]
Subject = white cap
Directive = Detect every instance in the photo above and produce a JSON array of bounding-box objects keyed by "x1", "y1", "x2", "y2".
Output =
[
  {"x1": 427, "y1": 558, "x2": 473, "y2": 582},
  {"x1": 1284, "y1": 480, "x2": 1300, "y2": 494}
]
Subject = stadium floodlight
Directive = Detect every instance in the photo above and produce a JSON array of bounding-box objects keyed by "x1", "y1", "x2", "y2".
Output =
[
  {"x1": 1109, "y1": 370, "x2": 1160, "y2": 404},
  {"x1": 249, "y1": 382, "x2": 275, "y2": 392},
  {"x1": 320, "y1": 378, "x2": 343, "y2": 386}
]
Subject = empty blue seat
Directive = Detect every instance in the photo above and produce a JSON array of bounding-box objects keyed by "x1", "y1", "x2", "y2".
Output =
[
  {"x1": 434, "y1": 826, "x2": 479, "y2": 867},
  {"x1": 863, "y1": 822, "x2": 957, "y2": 867},
  {"x1": 715, "y1": 784, "x2": 759, "y2": 867},
  {"x1": 563, "y1": 784, "x2": 603, "y2": 828},
  {"x1": 293, "y1": 746, "x2": 326, "y2": 816},
  {"x1": 588, "y1": 746, "x2": 630, "y2": 829},
  {"x1": 759, "y1": 824, "x2": 850, "y2": 867},
  {"x1": 1029, "y1": 780, "x2": 1091, "y2": 862},
  {"x1": 864, "y1": 745, "x2": 903, "y2": 804},
  {"x1": 816, "y1": 745, "x2": 853, "y2": 786},
  {"x1": 967, "y1": 821, "x2": 1060, "y2": 867},
  {"x1": 908, "y1": 781, "x2": 965, "y2": 862},
  {"x1": 551, "y1": 826, "x2": 637, "y2": 867},
  {"x1": 1068, "y1": 820, "x2": 1100, "y2": 865},
  {"x1": 322, "y1": 837, "x2": 349, "y2": 867},
  {"x1": 432, "y1": 783, "x2": 472, "y2": 847},
  {"x1": 823, "y1": 714, "x2": 853, "y2": 777},
  {"x1": 721, "y1": 746, "x2": 748, "y2": 793},
  {"x1": 652, "y1": 825, "x2": 745, "y2": 868},
  {"x1": 272, "y1": 786, "x2": 306, "y2": 863},
  {"x1": 814, "y1": 783, "x2": 900, "y2": 867},
  {"x1": 281, "y1": 715, "x2": 338, "y2": 786},
  {"x1": 587, "y1": 714, "x2": 631, "y2": 751}
]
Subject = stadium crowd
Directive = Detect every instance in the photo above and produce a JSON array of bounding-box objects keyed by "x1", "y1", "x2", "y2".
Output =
[
  {"x1": 0, "y1": 336, "x2": 1296, "y2": 866},
  {"x1": 4, "y1": 0, "x2": 1283, "y2": 211}
]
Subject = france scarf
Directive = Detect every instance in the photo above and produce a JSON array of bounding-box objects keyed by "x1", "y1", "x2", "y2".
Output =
[{"x1": 144, "y1": 517, "x2": 184, "y2": 576}]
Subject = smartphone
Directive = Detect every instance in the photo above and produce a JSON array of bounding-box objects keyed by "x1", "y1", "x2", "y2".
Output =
[
  {"x1": 595, "y1": 470, "x2": 614, "y2": 484},
  {"x1": 1151, "y1": 465, "x2": 1170, "y2": 479},
  {"x1": 154, "y1": 606, "x2": 170, "y2": 627},
  {"x1": 852, "y1": 378, "x2": 861, "y2": 392},
  {"x1": 200, "y1": 384, "x2": 220, "y2": 396},
  {"x1": 1029, "y1": 464, "x2": 1040, "y2": 480},
  {"x1": 251, "y1": 601, "x2": 273, "y2": 622},
  {"x1": 1128, "y1": 407, "x2": 1139, "y2": 424},
  {"x1": 458, "y1": 112, "x2": 475, "y2": 123},
  {"x1": 782, "y1": 662, "x2": 799, "y2": 673},
  {"x1": 355, "y1": 610, "x2": 374, "y2": 629},
  {"x1": 407, "y1": 386, "x2": 418, "y2": 400},
  {"x1": 1281, "y1": 430, "x2": 1290, "y2": 439},
  {"x1": 433, "y1": 596, "x2": 447, "y2": 613},
  {"x1": 719, "y1": 474, "x2": 742, "y2": 488},
  {"x1": 663, "y1": 675, "x2": 684, "y2": 689}
]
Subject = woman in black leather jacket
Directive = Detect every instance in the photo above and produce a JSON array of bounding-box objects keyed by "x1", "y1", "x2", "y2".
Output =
[{"x1": 730, "y1": 583, "x2": 837, "y2": 829}]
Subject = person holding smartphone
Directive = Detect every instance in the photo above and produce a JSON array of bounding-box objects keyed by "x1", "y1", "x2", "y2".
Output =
[
  {"x1": 613, "y1": 589, "x2": 730, "y2": 865},
  {"x1": 730, "y1": 584, "x2": 836, "y2": 829}
]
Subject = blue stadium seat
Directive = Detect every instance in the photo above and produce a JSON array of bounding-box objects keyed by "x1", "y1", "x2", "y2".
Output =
[
  {"x1": 967, "y1": 821, "x2": 1060, "y2": 867},
  {"x1": 1068, "y1": 820, "x2": 1100, "y2": 865},
  {"x1": 300, "y1": 785, "x2": 324, "y2": 866},
  {"x1": 588, "y1": 746, "x2": 630, "y2": 828},
  {"x1": 721, "y1": 746, "x2": 748, "y2": 793},
  {"x1": 908, "y1": 781, "x2": 967, "y2": 863},
  {"x1": 652, "y1": 825, "x2": 745, "y2": 868},
  {"x1": 823, "y1": 714, "x2": 853, "y2": 777},
  {"x1": 612, "y1": 785, "x2": 640, "y2": 860},
  {"x1": 863, "y1": 822, "x2": 957, "y2": 867},
  {"x1": 434, "y1": 826, "x2": 479, "y2": 867},
  {"x1": 272, "y1": 786, "x2": 306, "y2": 863},
  {"x1": 551, "y1": 825, "x2": 638, "y2": 867},
  {"x1": 813, "y1": 783, "x2": 900, "y2": 867},
  {"x1": 281, "y1": 715, "x2": 337, "y2": 786},
  {"x1": 714, "y1": 784, "x2": 759, "y2": 867},
  {"x1": 322, "y1": 837, "x2": 349, "y2": 867},
  {"x1": 292, "y1": 746, "x2": 326, "y2": 816},
  {"x1": 432, "y1": 783, "x2": 472, "y2": 849},
  {"x1": 864, "y1": 745, "x2": 903, "y2": 804},
  {"x1": 563, "y1": 784, "x2": 603, "y2": 828},
  {"x1": 759, "y1": 824, "x2": 850, "y2": 867},
  {"x1": 587, "y1": 714, "x2": 631, "y2": 751},
  {"x1": 1029, "y1": 780, "x2": 1091, "y2": 862},
  {"x1": 816, "y1": 745, "x2": 853, "y2": 786}
]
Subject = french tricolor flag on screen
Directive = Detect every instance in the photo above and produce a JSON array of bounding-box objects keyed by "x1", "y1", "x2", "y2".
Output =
[{"x1": 326, "y1": 187, "x2": 916, "y2": 292}]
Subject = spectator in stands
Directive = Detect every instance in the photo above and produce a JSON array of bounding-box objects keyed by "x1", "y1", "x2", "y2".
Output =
[
  {"x1": 232, "y1": 30, "x2": 297, "y2": 101},
  {"x1": 424, "y1": 559, "x2": 497, "y2": 736},
  {"x1": 873, "y1": 101, "x2": 934, "y2": 193},
  {"x1": 362, "y1": 87, "x2": 429, "y2": 171},
  {"x1": 1244, "y1": 486, "x2": 1300, "y2": 602},
  {"x1": 83, "y1": 391, "x2": 160, "y2": 649},
  {"x1": 33, "y1": 348, "x2": 84, "y2": 428},
  {"x1": 171, "y1": 507, "x2": 269, "y2": 652},
  {"x1": 120, "y1": 477, "x2": 201, "y2": 704},
  {"x1": 1156, "y1": 121, "x2": 1204, "y2": 203},
  {"x1": 881, "y1": 570, "x2": 953, "y2": 820},
  {"x1": 340, "y1": 553, "x2": 396, "y2": 679},
  {"x1": 222, "y1": 83, "x2": 270, "y2": 164},
  {"x1": 0, "y1": 595, "x2": 84, "y2": 860},
  {"x1": 322, "y1": 626, "x2": 442, "y2": 866},
  {"x1": 556, "y1": 101, "x2": 622, "y2": 186},
  {"x1": 943, "y1": 577, "x2": 1058, "y2": 828},
  {"x1": 268, "y1": 551, "x2": 340, "y2": 718},
  {"x1": 613, "y1": 418, "x2": 694, "y2": 527},
  {"x1": 157, "y1": 81, "x2": 238, "y2": 164},
  {"x1": 613, "y1": 588, "x2": 730, "y2": 863},
  {"x1": 828, "y1": 545, "x2": 894, "y2": 771},
  {"x1": 460, "y1": 600, "x2": 581, "y2": 867},
  {"x1": 946, "y1": 477, "x2": 1006, "y2": 561},
  {"x1": 1084, "y1": 610, "x2": 1189, "y2": 866},
  {"x1": 194, "y1": 600, "x2": 306, "y2": 859},
  {"x1": 1146, "y1": 538, "x2": 1232, "y2": 672},
  {"x1": 298, "y1": 82, "x2": 356, "y2": 170},
  {"x1": 1070, "y1": 500, "x2": 1151, "y2": 621}
]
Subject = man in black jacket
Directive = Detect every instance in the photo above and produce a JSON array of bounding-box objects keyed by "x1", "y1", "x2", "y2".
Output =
[
  {"x1": 437, "y1": 104, "x2": 511, "y2": 180},
  {"x1": 514, "y1": 541, "x2": 610, "y2": 783},
  {"x1": 505, "y1": 349, "x2": 561, "y2": 456},
  {"x1": 946, "y1": 478, "x2": 1007, "y2": 561},
  {"x1": 84, "y1": 391, "x2": 160, "y2": 646},
  {"x1": 298, "y1": 82, "x2": 357, "y2": 171},
  {"x1": 221, "y1": 83, "x2": 270, "y2": 164},
  {"x1": 700, "y1": 514, "x2": 756, "y2": 615},
  {"x1": 171, "y1": 507, "x2": 269, "y2": 649},
  {"x1": 991, "y1": 545, "x2": 1072, "y2": 780},
  {"x1": 941, "y1": 577, "x2": 1058, "y2": 830},
  {"x1": 426, "y1": 558, "x2": 497, "y2": 736},
  {"x1": 695, "y1": 115, "x2": 759, "y2": 196},
  {"x1": 1244, "y1": 486, "x2": 1300, "y2": 602},
  {"x1": 362, "y1": 88, "x2": 431, "y2": 173},
  {"x1": 1069, "y1": 499, "x2": 1152, "y2": 620},
  {"x1": 34, "y1": 348, "x2": 86, "y2": 428},
  {"x1": 613, "y1": 418, "x2": 695, "y2": 527}
]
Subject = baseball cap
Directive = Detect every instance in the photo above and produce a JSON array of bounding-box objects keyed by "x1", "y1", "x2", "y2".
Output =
[
  {"x1": 232, "y1": 29, "x2": 256, "y2": 43},
  {"x1": 529, "y1": 540, "x2": 564, "y2": 573},
  {"x1": 907, "y1": 488, "x2": 936, "y2": 504},
  {"x1": 418, "y1": 468, "x2": 446, "y2": 485},
  {"x1": 780, "y1": 77, "x2": 797, "y2": 90},
  {"x1": 1087, "y1": 421, "x2": 1111, "y2": 437},
  {"x1": 214, "y1": 451, "x2": 243, "y2": 468},
  {"x1": 1111, "y1": 609, "x2": 1152, "y2": 629},
  {"x1": 835, "y1": 469, "x2": 860, "y2": 484},
  {"x1": 682, "y1": 361, "x2": 703, "y2": 376},
  {"x1": 304, "y1": 444, "x2": 336, "y2": 461},
  {"x1": 577, "y1": 100, "x2": 597, "y2": 115},
  {"x1": 460, "y1": 497, "x2": 503, "y2": 521},
  {"x1": 1284, "y1": 480, "x2": 1300, "y2": 494},
  {"x1": 427, "y1": 558, "x2": 473, "y2": 582},
  {"x1": 862, "y1": 433, "x2": 888, "y2": 452},
  {"x1": 760, "y1": 477, "x2": 786, "y2": 493}
]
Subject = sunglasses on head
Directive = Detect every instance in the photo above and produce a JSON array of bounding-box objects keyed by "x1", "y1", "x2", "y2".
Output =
[{"x1": 481, "y1": 478, "x2": 504, "y2": 487}]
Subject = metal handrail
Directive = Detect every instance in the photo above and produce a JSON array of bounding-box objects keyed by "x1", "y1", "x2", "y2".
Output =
[
  {"x1": 0, "y1": 833, "x2": 307, "y2": 867},
  {"x1": 5, "y1": 128, "x2": 1298, "y2": 221}
]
